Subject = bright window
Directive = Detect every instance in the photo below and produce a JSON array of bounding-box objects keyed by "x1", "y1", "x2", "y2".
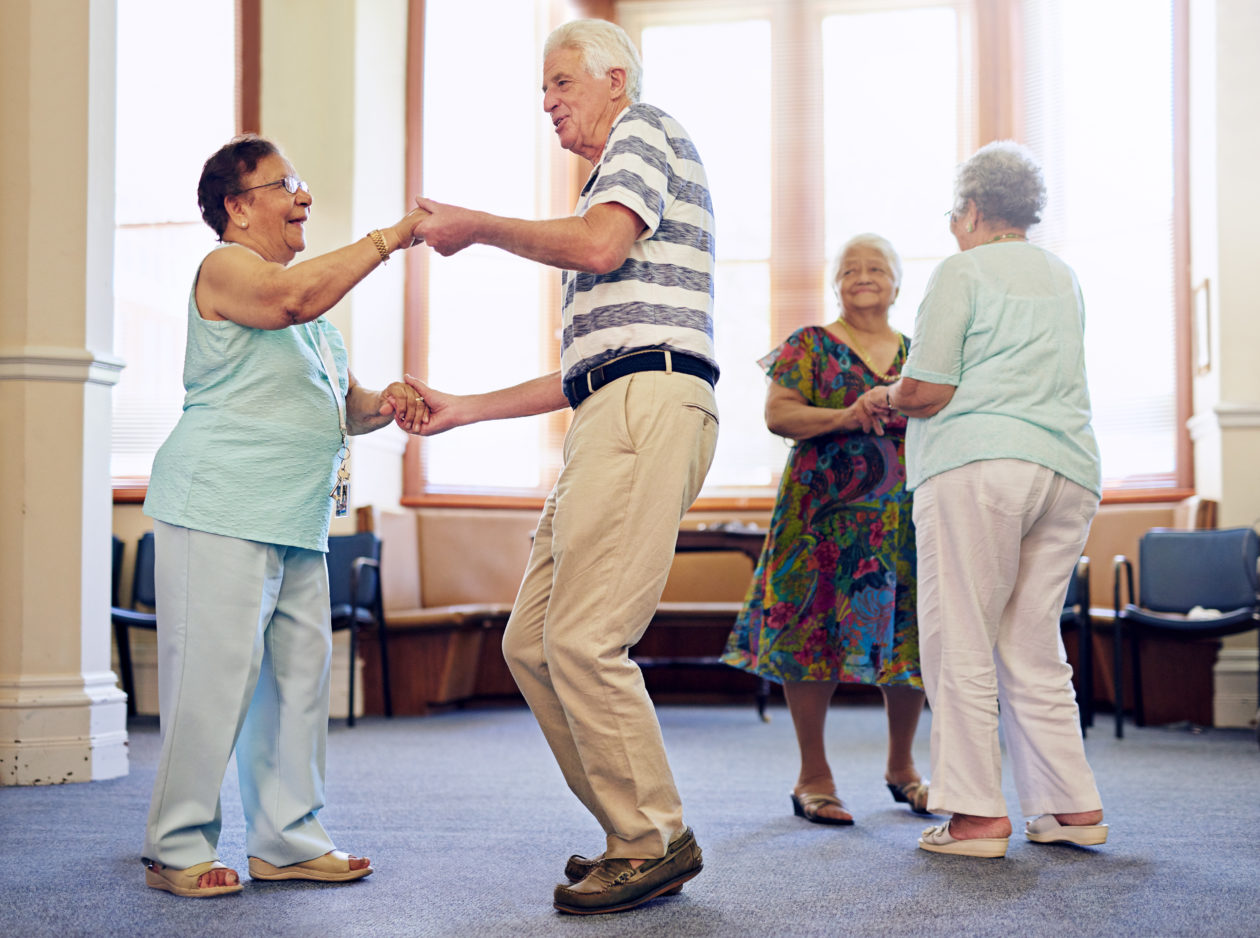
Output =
[
  {"x1": 821, "y1": 5, "x2": 964, "y2": 335},
  {"x1": 111, "y1": 0, "x2": 236, "y2": 483},
  {"x1": 1022, "y1": 0, "x2": 1182, "y2": 490},
  {"x1": 405, "y1": 0, "x2": 1188, "y2": 503},
  {"x1": 418, "y1": 0, "x2": 556, "y2": 493},
  {"x1": 614, "y1": 0, "x2": 973, "y2": 497},
  {"x1": 638, "y1": 17, "x2": 773, "y2": 488}
]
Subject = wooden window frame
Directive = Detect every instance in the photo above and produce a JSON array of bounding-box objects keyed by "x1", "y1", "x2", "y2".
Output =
[{"x1": 384, "y1": 0, "x2": 1194, "y2": 511}]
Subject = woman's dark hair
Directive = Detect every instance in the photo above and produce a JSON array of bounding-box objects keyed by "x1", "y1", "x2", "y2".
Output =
[{"x1": 197, "y1": 133, "x2": 280, "y2": 237}]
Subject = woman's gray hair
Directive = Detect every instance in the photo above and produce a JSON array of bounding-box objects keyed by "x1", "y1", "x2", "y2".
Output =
[
  {"x1": 544, "y1": 19, "x2": 643, "y2": 104},
  {"x1": 953, "y1": 140, "x2": 1047, "y2": 230},
  {"x1": 832, "y1": 233, "x2": 903, "y2": 293}
]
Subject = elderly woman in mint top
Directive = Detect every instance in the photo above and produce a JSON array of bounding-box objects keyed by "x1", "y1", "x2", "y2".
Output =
[
  {"x1": 868, "y1": 141, "x2": 1107, "y2": 859},
  {"x1": 722, "y1": 234, "x2": 929, "y2": 826},
  {"x1": 409, "y1": 19, "x2": 716, "y2": 916},
  {"x1": 139, "y1": 134, "x2": 428, "y2": 898}
]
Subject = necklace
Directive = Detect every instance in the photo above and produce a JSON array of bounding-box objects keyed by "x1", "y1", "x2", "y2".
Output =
[
  {"x1": 987, "y1": 232, "x2": 1026, "y2": 243},
  {"x1": 835, "y1": 318, "x2": 905, "y2": 381}
]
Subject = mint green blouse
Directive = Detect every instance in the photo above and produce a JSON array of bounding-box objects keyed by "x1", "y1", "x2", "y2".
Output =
[
  {"x1": 901, "y1": 242, "x2": 1101, "y2": 496},
  {"x1": 144, "y1": 250, "x2": 349, "y2": 551}
]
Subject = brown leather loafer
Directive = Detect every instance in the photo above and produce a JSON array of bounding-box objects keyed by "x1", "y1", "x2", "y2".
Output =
[
  {"x1": 553, "y1": 828, "x2": 702, "y2": 915},
  {"x1": 564, "y1": 853, "x2": 602, "y2": 882}
]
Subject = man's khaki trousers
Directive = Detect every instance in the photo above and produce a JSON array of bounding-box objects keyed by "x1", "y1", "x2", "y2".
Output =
[{"x1": 503, "y1": 370, "x2": 719, "y2": 860}]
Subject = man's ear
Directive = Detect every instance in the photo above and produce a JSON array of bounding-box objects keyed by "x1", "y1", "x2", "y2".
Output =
[{"x1": 608, "y1": 66, "x2": 627, "y2": 99}]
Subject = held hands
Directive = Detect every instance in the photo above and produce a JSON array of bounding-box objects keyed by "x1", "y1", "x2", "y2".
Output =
[
  {"x1": 389, "y1": 205, "x2": 432, "y2": 252},
  {"x1": 410, "y1": 197, "x2": 480, "y2": 257},
  {"x1": 854, "y1": 385, "x2": 897, "y2": 437},
  {"x1": 377, "y1": 380, "x2": 428, "y2": 433},
  {"x1": 400, "y1": 374, "x2": 464, "y2": 436}
]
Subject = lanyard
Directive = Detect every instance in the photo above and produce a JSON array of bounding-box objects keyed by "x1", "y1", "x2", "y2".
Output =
[{"x1": 307, "y1": 322, "x2": 350, "y2": 515}]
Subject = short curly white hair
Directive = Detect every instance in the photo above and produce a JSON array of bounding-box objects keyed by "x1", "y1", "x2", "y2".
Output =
[
  {"x1": 544, "y1": 19, "x2": 643, "y2": 104},
  {"x1": 952, "y1": 140, "x2": 1047, "y2": 229},
  {"x1": 831, "y1": 233, "x2": 903, "y2": 295}
]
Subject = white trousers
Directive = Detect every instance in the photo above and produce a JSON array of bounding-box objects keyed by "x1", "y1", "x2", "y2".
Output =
[
  {"x1": 142, "y1": 521, "x2": 337, "y2": 869},
  {"x1": 502, "y1": 371, "x2": 718, "y2": 860},
  {"x1": 913, "y1": 459, "x2": 1103, "y2": 818}
]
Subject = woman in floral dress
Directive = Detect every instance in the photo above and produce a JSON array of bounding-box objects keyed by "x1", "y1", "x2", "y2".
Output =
[{"x1": 722, "y1": 233, "x2": 929, "y2": 825}]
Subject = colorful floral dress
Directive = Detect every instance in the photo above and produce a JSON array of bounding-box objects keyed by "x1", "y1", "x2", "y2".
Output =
[{"x1": 721, "y1": 325, "x2": 921, "y2": 687}]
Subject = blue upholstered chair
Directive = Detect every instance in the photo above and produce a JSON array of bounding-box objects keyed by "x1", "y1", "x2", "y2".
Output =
[
  {"x1": 327, "y1": 531, "x2": 392, "y2": 726},
  {"x1": 1112, "y1": 527, "x2": 1260, "y2": 739}
]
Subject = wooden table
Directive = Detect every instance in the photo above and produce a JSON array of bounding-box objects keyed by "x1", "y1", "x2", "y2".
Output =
[
  {"x1": 674, "y1": 524, "x2": 767, "y2": 565},
  {"x1": 633, "y1": 524, "x2": 775, "y2": 720}
]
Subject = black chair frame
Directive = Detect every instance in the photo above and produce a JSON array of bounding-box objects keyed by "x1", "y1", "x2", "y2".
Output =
[
  {"x1": 1060, "y1": 556, "x2": 1093, "y2": 735},
  {"x1": 111, "y1": 532, "x2": 157, "y2": 718}
]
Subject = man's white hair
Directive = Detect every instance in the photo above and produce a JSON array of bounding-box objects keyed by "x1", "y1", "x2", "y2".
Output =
[{"x1": 545, "y1": 19, "x2": 643, "y2": 103}]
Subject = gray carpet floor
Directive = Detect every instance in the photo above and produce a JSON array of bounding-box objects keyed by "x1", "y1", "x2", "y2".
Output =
[{"x1": 1, "y1": 703, "x2": 1258, "y2": 937}]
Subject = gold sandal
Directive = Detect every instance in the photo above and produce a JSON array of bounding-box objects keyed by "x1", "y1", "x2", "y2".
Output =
[
  {"x1": 144, "y1": 859, "x2": 243, "y2": 897},
  {"x1": 248, "y1": 849, "x2": 373, "y2": 882}
]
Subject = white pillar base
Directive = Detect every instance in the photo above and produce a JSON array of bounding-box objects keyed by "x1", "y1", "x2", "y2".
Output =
[
  {"x1": 0, "y1": 672, "x2": 129, "y2": 786},
  {"x1": 1212, "y1": 647, "x2": 1259, "y2": 729}
]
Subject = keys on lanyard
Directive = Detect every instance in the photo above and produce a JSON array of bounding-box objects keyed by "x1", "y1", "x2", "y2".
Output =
[{"x1": 331, "y1": 445, "x2": 350, "y2": 518}]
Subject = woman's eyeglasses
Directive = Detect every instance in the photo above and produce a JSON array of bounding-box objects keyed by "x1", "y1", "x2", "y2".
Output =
[{"x1": 236, "y1": 175, "x2": 308, "y2": 195}]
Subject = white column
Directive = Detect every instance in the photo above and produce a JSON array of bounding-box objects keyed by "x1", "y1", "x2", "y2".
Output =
[
  {"x1": 0, "y1": 0, "x2": 129, "y2": 785},
  {"x1": 1188, "y1": 0, "x2": 1260, "y2": 726}
]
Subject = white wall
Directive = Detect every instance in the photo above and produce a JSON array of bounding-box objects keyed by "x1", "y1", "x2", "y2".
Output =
[{"x1": 1190, "y1": 0, "x2": 1260, "y2": 533}]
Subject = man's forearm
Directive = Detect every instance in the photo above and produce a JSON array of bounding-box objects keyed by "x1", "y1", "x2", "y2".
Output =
[
  {"x1": 464, "y1": 372, "x2": 569, "y2": 423},
  {"x1": 478, "y1": 202, "x2": 643, "y2": 275}
]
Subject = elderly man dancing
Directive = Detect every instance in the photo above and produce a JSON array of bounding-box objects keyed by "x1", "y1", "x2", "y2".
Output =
[{"x1": 409, "y1": 19, "x2": 718, "y2": 915}]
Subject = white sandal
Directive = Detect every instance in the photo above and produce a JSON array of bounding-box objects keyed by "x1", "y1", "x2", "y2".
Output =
[
  {"x1": 1025, "y1": 814, "x2": 1108, "y2": 846},
  {"x1": 918, "y1": 822, "x2": 1008, "y2": 858}
]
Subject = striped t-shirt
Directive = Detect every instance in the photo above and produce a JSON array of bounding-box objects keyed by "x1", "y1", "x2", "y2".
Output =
[{"x1": 560, "y1": 103, "x2": 718, "y2": 383}]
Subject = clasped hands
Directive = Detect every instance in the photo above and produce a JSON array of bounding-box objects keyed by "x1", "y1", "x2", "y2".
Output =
[
  {"x1": 374, "y1": 380, "x2": 427, "y2": 433},
  {"x1": 374, "y1": 375, "x2": 461, "y2": 436},
  {"x1": 391, "y1": 197, "x2": 474, "y2": 255},
  {"x1": 854, "y1": 385, "x2": 897, "y2": 436}
]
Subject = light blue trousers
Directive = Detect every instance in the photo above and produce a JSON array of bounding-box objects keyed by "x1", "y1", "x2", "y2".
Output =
[{"x1": 142, "y1": 521, "x2": 337, "y2": 869}]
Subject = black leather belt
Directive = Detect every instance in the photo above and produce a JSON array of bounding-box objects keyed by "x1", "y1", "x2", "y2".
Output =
[{"x1": 563, "y1": 349, "x2": 717, "y2": 408}]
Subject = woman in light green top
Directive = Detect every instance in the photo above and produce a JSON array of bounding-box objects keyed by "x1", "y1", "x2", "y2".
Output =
[
  {"x1": 141, "y1": 134, "x2": 429, "y2": 898},
  {"x1": 865, "y1": 141, "x2": 1107, "y2": 859}
]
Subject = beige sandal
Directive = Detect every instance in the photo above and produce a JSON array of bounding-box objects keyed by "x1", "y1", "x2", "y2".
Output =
[
  {"x1": 144, "y1": 859, "x2": 243, "y2": 897},
  {"x1": 248, "y1": 849, "x2": 373, "y2": 882},
  {"x1": 791, "y1": 791, "x2": 855, "y2": 826}
]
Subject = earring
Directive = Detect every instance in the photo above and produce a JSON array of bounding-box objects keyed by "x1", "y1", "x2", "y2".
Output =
[
  {"x1": 966, "y1": 223, "x2": 973, "y2": 233},
  {"x1": 239, "y1": 221, "x2": 248, "y2": 229}
]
